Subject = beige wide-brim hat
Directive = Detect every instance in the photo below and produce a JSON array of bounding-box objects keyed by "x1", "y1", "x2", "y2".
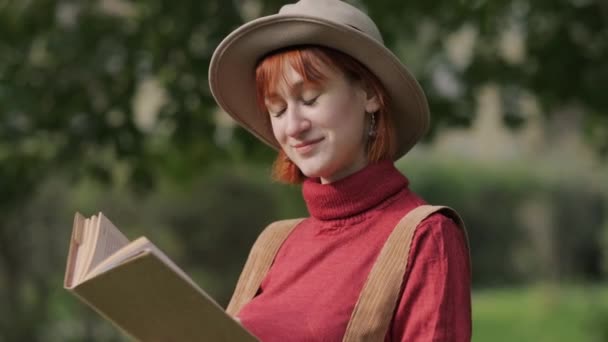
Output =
[{"x1": 209, "y1": 0, "x2": 430, "y2": 160}]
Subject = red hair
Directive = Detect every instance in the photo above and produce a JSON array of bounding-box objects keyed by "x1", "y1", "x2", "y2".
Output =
[{"x1": 255, "y1": 46, "x2": 396, "y2": 184}]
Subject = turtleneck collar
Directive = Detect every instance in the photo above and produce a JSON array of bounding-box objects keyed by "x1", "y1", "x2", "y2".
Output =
[{"x1": 302, "y1": 160, "x2": 409, "y2": 221}]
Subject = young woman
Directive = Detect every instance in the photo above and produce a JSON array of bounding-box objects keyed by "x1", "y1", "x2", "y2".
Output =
[{"x1": 209, "y1": 1, "x2": 471, "y2": 341}]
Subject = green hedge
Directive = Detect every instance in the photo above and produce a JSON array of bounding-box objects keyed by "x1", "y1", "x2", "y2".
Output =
[{"x1": 397, "y1": 158, "x2": 607, "y2": 287}]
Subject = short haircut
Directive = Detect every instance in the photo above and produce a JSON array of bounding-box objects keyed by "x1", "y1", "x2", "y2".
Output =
[{"x1": 255, "y1": 46, "x2": 396, "y2": 183}]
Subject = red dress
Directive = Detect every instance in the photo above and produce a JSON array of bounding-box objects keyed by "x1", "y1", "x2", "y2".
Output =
[{"x1": 238, "y1": 161, "x2": 472, "y2": 341}]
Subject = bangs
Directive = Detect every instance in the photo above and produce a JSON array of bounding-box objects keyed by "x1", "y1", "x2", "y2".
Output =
[{"x1": 255, "y1": 47, "x2": 336, "y2": 112}]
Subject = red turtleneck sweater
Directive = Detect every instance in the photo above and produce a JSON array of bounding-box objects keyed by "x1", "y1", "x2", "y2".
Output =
[{"x1": 238, "y1": 161, "x2": 471, "y2": 341}]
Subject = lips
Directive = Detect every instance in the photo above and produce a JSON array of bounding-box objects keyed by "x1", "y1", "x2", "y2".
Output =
[
  {"x1": 292, "y1": 137, "x2": 324, "y2": 153},
  {"x1": 293, "y1": 137, "x2": 323, "y2": 148}
]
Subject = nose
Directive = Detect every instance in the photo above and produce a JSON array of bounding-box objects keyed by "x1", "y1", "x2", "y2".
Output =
[{"x1": 284, "y1": 105, "x2": 311, "y2": 138}]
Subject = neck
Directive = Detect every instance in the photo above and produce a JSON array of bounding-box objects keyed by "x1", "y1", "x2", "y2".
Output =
[{"x1": 319, "y1": 160, "x2": 369, "y2": 184}]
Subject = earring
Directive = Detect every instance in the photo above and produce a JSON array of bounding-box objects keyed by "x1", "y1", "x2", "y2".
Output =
[{"x1": 368, "y1": 112, "x2": 377, "y2": 138}]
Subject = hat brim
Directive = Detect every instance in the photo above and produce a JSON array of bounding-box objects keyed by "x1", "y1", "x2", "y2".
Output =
[{"x1": 209, "y1": 14, "x2": 430, "y2": 160}]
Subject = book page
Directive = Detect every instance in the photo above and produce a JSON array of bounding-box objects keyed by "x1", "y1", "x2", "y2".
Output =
[
  {"x1": 73, "y1": 217, "x2": 95, "y2": 283},
  {"x1": 64, "y1": 213, "x2": 86, "y2": 287},
  {"x1": 84, "y1": 213, "x2": 130, "y2": 278},
  {"x1": 86, "y1": 236, "x2": 152, "y2": 280}
]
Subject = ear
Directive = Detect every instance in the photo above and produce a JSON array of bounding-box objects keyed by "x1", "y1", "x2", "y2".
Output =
[
  {"x1": 364, "y1": 93, "x2": 380, "y2": 114},
  {"x1": 358, "y1": 80, "x2": 381, "y2": 113}
]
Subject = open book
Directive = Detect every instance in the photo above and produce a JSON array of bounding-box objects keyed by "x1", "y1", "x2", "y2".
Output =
[{"x1": 64, "y1": 212, "x2": 258, "y2": 342}]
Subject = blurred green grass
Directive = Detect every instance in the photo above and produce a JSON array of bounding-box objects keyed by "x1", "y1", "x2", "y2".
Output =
[{"x1": 473, "y1": 284, "x2": 608, "y2": 342}]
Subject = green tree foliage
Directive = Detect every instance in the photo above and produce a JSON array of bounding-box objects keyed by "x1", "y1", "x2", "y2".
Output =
[
  {"x1": 362, "y1": 0, "x2": 608, "y2": 152},
  {"x1": 1, "y1": 0, "x2": 607, "y2": 191},
  {"x1": 0, "y1": 0, "x2": 244, "y2": 190}
]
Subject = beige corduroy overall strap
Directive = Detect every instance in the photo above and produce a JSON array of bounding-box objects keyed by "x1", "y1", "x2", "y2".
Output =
[
  {"x1": 342, "y1": 205, "x2": 469, "y2": 342},
  {"x1": 226, "y1": 218, "x2": 305, "y2": 316}
]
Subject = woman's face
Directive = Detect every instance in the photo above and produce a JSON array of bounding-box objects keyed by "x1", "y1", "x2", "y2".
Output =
[{"x1": 265, "y1": 62, "x2": 380, "y2": 184}]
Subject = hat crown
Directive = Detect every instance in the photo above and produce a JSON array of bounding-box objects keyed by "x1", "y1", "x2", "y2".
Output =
[{"x1": 278, "y1": 0, "x2": 383, "y2": 44}]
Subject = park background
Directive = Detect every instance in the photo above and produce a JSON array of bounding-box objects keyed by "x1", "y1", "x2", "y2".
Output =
[{"x1": 1, "y1": 0, "x2": 607, "y2": 340}]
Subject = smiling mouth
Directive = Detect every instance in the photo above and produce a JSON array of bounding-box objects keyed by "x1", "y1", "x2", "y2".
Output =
[{"x1": 292, "y1": 137, "x2": 324, "y2": 152}]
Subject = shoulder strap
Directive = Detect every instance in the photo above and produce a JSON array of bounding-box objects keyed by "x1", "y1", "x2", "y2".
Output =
[
  {"x1": 226, "y1": 218, "x2": 305, "y2": 316},
  {"x1": 343, "y1": 205, "x2": 469, "y2": 342}
]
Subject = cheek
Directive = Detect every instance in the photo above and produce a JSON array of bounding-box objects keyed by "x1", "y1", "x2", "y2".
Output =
[
  {"x1": 270, "y1": 119, "x2": 284, "y2": 143},
  {"x1": 336, "y1": 101, "x2": 366, "y2": 134},
  {"x1": 324, "y1": 97, "x2": 361, "y2": 126}
]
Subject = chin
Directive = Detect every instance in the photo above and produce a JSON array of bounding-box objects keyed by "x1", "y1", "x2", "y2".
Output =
[
  {"x1": 299, "y1": 168, "x2": 324, "y2": 179},
  {"x1": 292, "y1": 154, "x2": 337, "y2": 180},
  {"x1": 297, "y1": 163, "x2": 330, "y2": 180}
]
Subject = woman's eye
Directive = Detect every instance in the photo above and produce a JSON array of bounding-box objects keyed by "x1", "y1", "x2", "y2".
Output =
[
  {"x1": 302, "y1": 96, "x2": 318, "y2": 106},
  {"x1": 269, "y1": 108, "x2": 286, "y2": 117}
]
